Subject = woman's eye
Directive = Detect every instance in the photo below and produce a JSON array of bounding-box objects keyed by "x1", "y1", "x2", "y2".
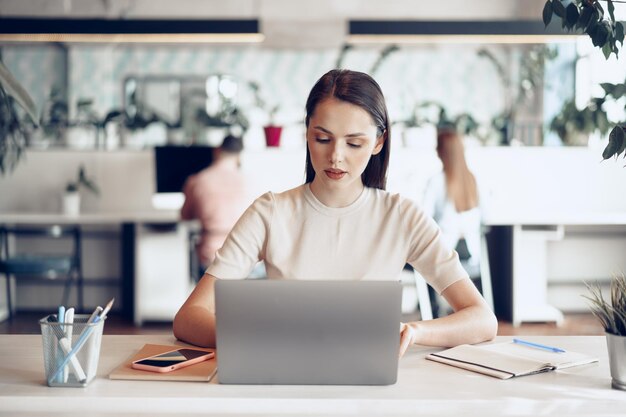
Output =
[
  {"x1": 347, "y1": 143, "x2": 362, "y2": 148},
  {"x1": 315, "y1": 138, "x2": 330, "y2": 143}
]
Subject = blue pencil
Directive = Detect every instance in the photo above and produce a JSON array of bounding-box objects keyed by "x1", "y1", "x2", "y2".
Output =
[{"x1": 513, "y1": 338, "x2": 566, "y2": 353}]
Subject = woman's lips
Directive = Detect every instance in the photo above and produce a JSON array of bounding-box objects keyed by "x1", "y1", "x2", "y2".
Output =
[{"x1": 325, "y1": 169, "x2": 346, "y2": 180}]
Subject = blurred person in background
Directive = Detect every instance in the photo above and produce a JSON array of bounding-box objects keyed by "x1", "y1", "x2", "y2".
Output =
[
  {"x1": 422, "y1": 128, "x2": 486, "y2": 318},
  {"x1": 181, "y1": 134, "x2": 255, "y2": 277}
]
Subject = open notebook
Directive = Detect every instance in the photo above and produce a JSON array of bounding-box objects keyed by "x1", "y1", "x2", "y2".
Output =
[{"x1": 426, "y1": 341, "x2": 598, "y2": 379}]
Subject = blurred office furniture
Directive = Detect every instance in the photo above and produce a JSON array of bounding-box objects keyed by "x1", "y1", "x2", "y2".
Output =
[
  {"x1": 134, "y1": 222, "x2": 192, "y2": 326},
  {"x1": 0, "y1": 225, "x2": 83, "y2": 321},
  {"x1": 415, "y1": 228, "x2": 493, "y2": 320},
  {"x1": 414, "y1": 270, "x2": 433, "y2": 321},
  {"x1": 152, "y1": 145, "x2": 214, "y2": 210}
]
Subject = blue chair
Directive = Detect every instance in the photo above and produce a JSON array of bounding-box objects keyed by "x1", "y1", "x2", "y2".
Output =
[{"x1": 0, "y1": 225, "x2": 83, "y2": 320}]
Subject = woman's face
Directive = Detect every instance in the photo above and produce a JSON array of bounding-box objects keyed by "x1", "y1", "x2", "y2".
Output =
[{"x1": 306, "y1": 97, "x2": 384, "y2": 196}]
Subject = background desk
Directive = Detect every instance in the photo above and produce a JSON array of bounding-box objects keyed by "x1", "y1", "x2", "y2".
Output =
[
  {"x1": 0, "y1": 334, "x2": 621, "y2": 416},
  {"x1": 485, "y1": 213, "x2": 626, "y2": 326},
  {"x1": 0, "y1": 212, "x2": 193, "y2": 324}
]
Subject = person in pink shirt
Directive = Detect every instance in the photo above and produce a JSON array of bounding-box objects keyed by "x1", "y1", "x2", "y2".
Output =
[{"x1": 181, "y1": 135, "x2": 253, "y2": 273}]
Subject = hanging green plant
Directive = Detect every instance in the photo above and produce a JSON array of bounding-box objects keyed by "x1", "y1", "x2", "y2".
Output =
[
  {"x1": 542, "y1": 0, "x2": 624, "y2": 59},
  {"x1": 0, "y1": 60, "x2": 39, "y2": 175}
]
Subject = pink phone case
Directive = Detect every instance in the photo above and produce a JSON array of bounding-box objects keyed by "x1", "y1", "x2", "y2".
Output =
[{"x1": 131, "y1": 349, "x2": 214, "y2": 373}]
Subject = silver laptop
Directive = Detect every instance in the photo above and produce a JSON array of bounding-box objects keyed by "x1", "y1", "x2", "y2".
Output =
[{"x1": 215, "y1": 279, "x2": 402, "y2": 385}]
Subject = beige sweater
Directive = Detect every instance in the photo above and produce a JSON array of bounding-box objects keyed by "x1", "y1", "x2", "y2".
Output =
[{"x1": 208, "y1": 184, "x2": 468, "y2": 294}]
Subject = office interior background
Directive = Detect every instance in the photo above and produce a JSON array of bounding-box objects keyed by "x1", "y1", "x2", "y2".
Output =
[{"x1": 0, "y1": 0, "x2": 625, "y2": 332}]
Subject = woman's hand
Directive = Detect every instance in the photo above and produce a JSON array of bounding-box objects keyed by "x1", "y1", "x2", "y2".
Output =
[{"x1": 399, "y1": 322, "x2": 416, "y2": 358}]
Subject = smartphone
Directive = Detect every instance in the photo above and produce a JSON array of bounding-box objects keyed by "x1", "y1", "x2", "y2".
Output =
[{"x1": 131, "y1": 348, "x2": 214, "y2": 373}]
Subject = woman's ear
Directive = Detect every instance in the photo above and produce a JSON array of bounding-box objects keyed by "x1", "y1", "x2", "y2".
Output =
[{"x1": 372, "y1": 131, "x2": 386, "y2": 155}]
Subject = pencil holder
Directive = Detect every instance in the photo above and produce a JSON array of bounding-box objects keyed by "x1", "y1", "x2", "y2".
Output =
[{"x1": 39, "y1": 314, "x2": 105, "y2": 387}]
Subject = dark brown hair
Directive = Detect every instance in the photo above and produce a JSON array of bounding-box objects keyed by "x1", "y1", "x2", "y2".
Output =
[{"x1": 304, "y1": 69, "x2": 390, "y2": 190}]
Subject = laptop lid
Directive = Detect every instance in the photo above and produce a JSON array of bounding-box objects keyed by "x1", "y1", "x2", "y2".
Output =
[{"x1": 215, "y1": 280, "x2": 402, "y2": 385}]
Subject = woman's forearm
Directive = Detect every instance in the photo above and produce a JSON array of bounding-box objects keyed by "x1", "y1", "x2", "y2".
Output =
[
  {"x1": 173, "y1": 305, "x2": 217, "y2": 347},
  {"x1": 408, "y1": 305, "x2": 497, "y2": 348}
]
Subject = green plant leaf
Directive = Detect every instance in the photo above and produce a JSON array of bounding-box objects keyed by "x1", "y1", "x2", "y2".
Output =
[
  {"x1": 607, "y1": 0, "x2": 616, "y2": 23},
  {"x1": 593, "y1": 22, "x2": 610, "y2": 47},
  {"x1": 603, "y1": 40, "x2": 613, "y2": 59},
  {"x1": 543, "y1": 0, "x2": 554, "y2": 27},
  {"x1": 577, "y1": 4, "x2": 594, "y2": 30},
  {"x1": 566, "y1": 3, "x2": 580, "y2": 28},
  {"x1": 603, "y1": 125, "x2": 626, "y2": 160},
  {"x1": 612, "y1": 84, "x2": 626, "y2": 100},
  {"x1": 595, "y1": 0, "x2": 605, "y2": 19},
  {"x1": 553, "y1": 0, "x2": 566, "y2": 18},
  {"x1": 0, "y1": 61, "x2": 38, "y2": 126},
  {"x1": 617, "y1": 127, "x2": 626, "y2": 157},
  {"x1": 600, "y1": 82, "x2": 616, "y2": 96},
  {"x1": 616, "y1": 22, "x2": 625, "y2": 46}
]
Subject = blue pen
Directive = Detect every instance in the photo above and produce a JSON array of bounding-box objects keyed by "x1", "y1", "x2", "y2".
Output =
[
  {"x1": 513, "y1": 338, "x2": 566, "y2": 353},
  {"x1": 56, "y1": 306, "x2": 65, "y2": 383}
]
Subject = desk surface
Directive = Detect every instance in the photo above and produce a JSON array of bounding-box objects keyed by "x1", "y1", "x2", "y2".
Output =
[{"x1": 0, "y1": 334, "x2": 622, "y2": 416}]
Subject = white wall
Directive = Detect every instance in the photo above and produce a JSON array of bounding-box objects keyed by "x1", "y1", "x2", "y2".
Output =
[
  {"x1": 2, "y1": 143, "x2": 625, "y2": 218},
  {"x1": 2, "y1": 142, "x2": 626, "y2": 313}
]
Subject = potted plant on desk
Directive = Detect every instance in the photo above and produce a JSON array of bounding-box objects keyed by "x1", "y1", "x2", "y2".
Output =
[
  {"x1": 248, "y1": 81, "x2": 282, "y2": 147},
  {"x1": 263, "y1": 105, "x2": 282, "y2": 147},
  {"x1": 63, "y1": 165, "x2": 100, "y2": 216},
  {"x1": 584, "y1": 273, "x2": 626, "y2": 390}
]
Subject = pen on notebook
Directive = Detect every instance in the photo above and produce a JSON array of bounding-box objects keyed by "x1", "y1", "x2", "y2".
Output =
[
  {"x1": 513, "y1": 338, "x2": 566, "y2": 353},
  {"x1": 49, "y1": 299, "x2": 114, "y2": 384}
]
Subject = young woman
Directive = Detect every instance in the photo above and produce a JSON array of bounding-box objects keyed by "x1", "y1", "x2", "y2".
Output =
[{"x1": 173, "y1": 69, "x2": 497, "y2": 356}]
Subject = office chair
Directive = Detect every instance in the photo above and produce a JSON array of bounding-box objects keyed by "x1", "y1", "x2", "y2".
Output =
[
  {"x1": 0, "y1": 225, "x2": 83, "y2": 320},
  {"x1": 414, "y1": 228, "x2": 494, "y2": 320}
]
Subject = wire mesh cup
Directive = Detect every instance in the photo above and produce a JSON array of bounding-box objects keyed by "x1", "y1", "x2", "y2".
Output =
[{"x1": 39, "y1": 314, "x2": 105, "y2": 387}]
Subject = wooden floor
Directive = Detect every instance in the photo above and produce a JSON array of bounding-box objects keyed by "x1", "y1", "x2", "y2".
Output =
[{"x1": 0, "y1": 311, "x2": 605, "y2": 336}]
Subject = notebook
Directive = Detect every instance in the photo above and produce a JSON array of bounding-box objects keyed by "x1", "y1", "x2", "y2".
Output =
[
  {"x1": 109, "y1": 344, "x2": 217, "y2": 382},
  {"x1": 215, "y1": 279, "x2": 402, "y2": 385},
  {"x1": 426, "y1": 340, "x2": 598, "y2": 379}
]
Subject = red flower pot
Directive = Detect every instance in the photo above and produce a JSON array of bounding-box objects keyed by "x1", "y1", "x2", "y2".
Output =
[{"x1": 264, "y1": 126, "x2": 282, "y2": 147}]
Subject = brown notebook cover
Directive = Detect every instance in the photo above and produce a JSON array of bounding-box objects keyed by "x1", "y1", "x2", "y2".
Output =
[{"x1": 109, "y1": 343, "x2": 217, "y2": 382}]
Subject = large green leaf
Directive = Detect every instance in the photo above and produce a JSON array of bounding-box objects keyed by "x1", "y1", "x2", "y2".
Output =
[
  {"x1": 603, "y1": 125, "x2": 626, "y2": 160},
  {"x1": 543, "y1": 0, "x2": 553, "y2": 27},
  {"x1": 577, "y1": 5, "x2": 593, "y2": 30},
  {"x1": 565, "y1": 3, "x2": 580, "y2": 29},
  {"x1": 0, "y1": 61, "x2": 38, "y2": 126},
  {"x1": 553, "y1": 0, "x2": 566, "y2": 18},
  {"x1": 607, "y1": 0, "x2": 616, "y2": 23},
  {"x1": 616, "y1": 22, "x2": 625, "y2": 46}
]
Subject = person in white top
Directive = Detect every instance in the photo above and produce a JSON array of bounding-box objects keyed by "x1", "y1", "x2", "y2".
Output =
[
  {"x1": 422, "y1": 129, "x2": 484, "y2": 317},
  {"x1": 173, "y1": 69, "x2": 497, "y2": 356}
]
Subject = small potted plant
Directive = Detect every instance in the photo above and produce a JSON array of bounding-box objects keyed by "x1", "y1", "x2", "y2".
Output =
[
  {"x1": 263, "y1": 105, "x2": 282, "y2": 147},
  {"x1": 248, "y1": 81, "x2": 282, "y2": 147},
  {"x1": 63, "y1": 165, "x2": 100, "y2": 216},
  {"x1": 584, "y1": 273, "x2": 626, "y2": 390}
]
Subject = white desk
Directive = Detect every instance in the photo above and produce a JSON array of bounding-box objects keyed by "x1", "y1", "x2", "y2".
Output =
[
  {"x1": 0, "y1": 334, "x2": 621, "y2": 416},
  {"x1": 0, "y1": 212, "x2": 191, "y2": 324},
  {"x1": 485, "y1": 213, "x2": 626, "y2": 327}
]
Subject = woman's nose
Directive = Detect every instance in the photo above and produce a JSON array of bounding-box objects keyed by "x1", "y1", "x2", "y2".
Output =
[{"x1": 329, "y1": 142, "x2": 343, "y2": 164}]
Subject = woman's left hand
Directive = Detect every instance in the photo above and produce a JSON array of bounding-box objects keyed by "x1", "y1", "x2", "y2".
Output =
[{"x1": 399, "y1": 322, "x2": 416, "y2": 358}]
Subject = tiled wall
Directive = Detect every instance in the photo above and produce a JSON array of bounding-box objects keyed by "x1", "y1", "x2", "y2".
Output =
[{"x1": 3, "y1": 43, "x2": 507, "y2": 126}]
